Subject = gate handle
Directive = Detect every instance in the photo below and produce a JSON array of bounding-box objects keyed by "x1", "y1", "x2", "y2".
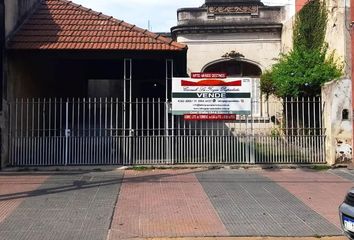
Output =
[{"x1": 65, "y1": 129, "x2": 71, "y2": 137}]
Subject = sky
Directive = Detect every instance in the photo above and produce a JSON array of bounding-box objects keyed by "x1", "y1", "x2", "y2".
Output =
[{"x1": 73, "y1": 0, "x2": 290, "y2": 32}]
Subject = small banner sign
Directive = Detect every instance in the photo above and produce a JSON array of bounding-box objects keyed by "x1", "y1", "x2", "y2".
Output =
[
  {"x1": 191, "y1": 72, "x2": 227, "y2": 79},
  {"x1": 172, "y1": 75, "x2": 252, "y2": 116},
  {"x1": 184, "y1": 114, "x2": 237, "y2": 121}
]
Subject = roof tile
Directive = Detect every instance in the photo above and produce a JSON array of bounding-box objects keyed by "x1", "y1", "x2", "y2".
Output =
[{"x1": 8, "y1": 0, "x2": 186, "y2": 51}]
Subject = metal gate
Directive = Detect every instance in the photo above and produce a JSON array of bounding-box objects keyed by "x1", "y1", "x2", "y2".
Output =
[{"x1": 9, "y1": 97, "x2": 326, "y2": 166}]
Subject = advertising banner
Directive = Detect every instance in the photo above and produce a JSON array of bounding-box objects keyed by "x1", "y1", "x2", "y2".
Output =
[{"x1": 172, "y1": 75, "x2": 252, "y2": 116}]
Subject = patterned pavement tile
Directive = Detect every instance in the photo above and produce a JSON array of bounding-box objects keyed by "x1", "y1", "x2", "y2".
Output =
[
  {"x1": 262, "y1": 169, "x2": 353, "y2": 228},
  {"x1": 0, "y1": 171, "x2": 123, "y2": 240},
  {"x1": 196, "y1": 170, "x2": 341, "y2": 237},
  {"x1": 330, "y1": 169, "x2": 354, "y2": 182},
  {"x1": 0, "y1": 173, "x2": 49, "y2": 223},
  {"x1": 109, "y1": 170, "x2": 229, "y2": 240}
]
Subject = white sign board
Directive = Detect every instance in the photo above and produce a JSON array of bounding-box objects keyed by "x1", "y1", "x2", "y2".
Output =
[{"x1": 172, "y1": 77, "x2": 252, "y2": 115}]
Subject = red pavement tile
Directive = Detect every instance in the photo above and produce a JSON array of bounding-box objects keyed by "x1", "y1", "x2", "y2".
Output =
[
  {"x1": 109, "y1": 170, "x2": 229, "y2": 239},
  {"x1": 261, "y1": 169, "x2": 353, "y2": 228},
  {"x1": 0, "y1": 174, "x2": 49, "y2": 222}
]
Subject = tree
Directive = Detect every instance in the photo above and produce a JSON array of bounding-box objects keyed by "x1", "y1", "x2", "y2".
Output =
[{"x1": 260, "y1": 0, "x2": 343, "y2": 98}]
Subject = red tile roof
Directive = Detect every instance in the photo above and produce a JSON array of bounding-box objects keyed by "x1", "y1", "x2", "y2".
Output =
[{"x1": 8, "y1": 0, "x2": 186, "y2": 51}]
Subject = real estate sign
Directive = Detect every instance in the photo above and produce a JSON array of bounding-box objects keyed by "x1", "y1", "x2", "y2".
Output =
[{"x1": 172, "y1": 75, "x2": 252, "y2": 115}]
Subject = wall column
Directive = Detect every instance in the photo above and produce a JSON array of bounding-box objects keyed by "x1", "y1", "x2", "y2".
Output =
[
  {"x1": 0, "y1": 0, "x2": 5, "y2": 169},
  {"x1": 322, "y1": 79, "x2": 352, "y2": 166}
]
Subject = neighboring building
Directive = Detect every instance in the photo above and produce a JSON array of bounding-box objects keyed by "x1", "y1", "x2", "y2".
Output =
[
  {"x1": 4, "y1": 0, "x2": 39, "y2": 38},
  {"x1": 1, "y1": 0, "x2": 42, "y2": 168},
  {"x1": 0, "y1": 0, "x2": 3, "y2": 169},
  {"x1": 295, "y1": 0, "x2": 308, "y2": 12}
]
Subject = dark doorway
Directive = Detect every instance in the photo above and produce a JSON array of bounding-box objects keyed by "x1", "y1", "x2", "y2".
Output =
[{"x1": 204, "y1": 60, "x2": 262, "y2": 77}]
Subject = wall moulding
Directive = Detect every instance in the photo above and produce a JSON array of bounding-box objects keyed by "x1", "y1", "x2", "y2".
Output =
[{"x1": 207, "y1": 6, "x2": 259, "y2": 15}]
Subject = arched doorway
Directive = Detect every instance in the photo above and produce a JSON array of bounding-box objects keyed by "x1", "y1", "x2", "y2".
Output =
[{"x1": 203, "y1": 59, "x2": 262, "y2": 77}]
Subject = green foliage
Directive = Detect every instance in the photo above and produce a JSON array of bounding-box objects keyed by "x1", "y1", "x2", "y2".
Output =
[
  {"x1": 310, "y1": 164, "x2": 331, "y2": 171},
  {"x1": 293, "y1": 0, "x2": 328, "y2": 52},
  {"x1": 261, "y1": 0, "x2": 343, "y2": 98},
  {"x1": 132, "y1": 166, "x2": 150, "y2": 171},
  {"x1": 269, "y1": 47, "x2": 342, "y2": 97},
  {"x1": 260, "y1": 70, "x2": 276, "y2": 99},
  {"x1": 270, "y1": 127, "x2": 281, "y2": 137}
]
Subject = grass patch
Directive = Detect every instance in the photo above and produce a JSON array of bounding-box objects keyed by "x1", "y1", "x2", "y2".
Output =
[
  {"x1": 310, "y1": 165, "x2": 331, "y2": 171},
  {"x1": 132, "y1": 166, "x2": 151, "y2": 171}
]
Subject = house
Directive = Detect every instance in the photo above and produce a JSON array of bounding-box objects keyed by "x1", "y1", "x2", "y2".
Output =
[
  {"x1": 171, "y1": 0, "x2": 288, "y2": 117},
  {"x1": 1, "y1": 0, "x2": 188, "y2": 167}
]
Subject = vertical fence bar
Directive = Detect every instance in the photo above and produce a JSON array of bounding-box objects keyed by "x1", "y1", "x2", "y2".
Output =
[
  {"x1": 312, "y1": 96, "x2": 316, "y2": 163},
  {"x1": 53, "y1": 98, "x2": 57, "y2": 165},
  {"x1": 115, "y1": 98, "x2": 119, "y2": 164},
  {"x1": 104, "y1": 97, "x2": 108, "y2": 164},
  {"x1": 88, "y1": 98, "x2": 92, "y2": 164},
  {"x1": 307, "y1": 97, "x2": 311, "y2": 163},
  {"x1": 129, "y1": 60, "x2": 133, "y2": 165},
  {"x1": 59, "y1": 98, "x2": 62, "y2": 165},
  {"x1": 48, "y1": 98, "x2": 51, "y2": 165},
  {"x1": 19, "y1": 98, "x2": 24, "y2": 165},
  {"x1": 65, "y1": 100, "x2": 69, "y2": 166},
  {"x1": 83, "y1": 98, "x2": 86, "y2": 165}
]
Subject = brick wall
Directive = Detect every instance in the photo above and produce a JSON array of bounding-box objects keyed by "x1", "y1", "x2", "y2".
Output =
[{"x1": 296, "y1": 0, "x2": 308, "y2": 12}]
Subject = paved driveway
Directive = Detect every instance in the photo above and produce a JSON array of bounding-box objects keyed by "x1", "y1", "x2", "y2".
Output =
[{"x1": 0, "y1": 168, "x2": 352, "y2": 240}]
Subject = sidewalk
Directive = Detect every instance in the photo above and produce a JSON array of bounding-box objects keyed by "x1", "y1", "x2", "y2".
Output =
[{"x1": 0, "y1": 168, "x2": 352, "y2": 240}]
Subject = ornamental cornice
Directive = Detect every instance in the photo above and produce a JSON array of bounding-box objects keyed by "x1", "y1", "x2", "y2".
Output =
[{"x1": 208, "y1": 5, "x2": 258, "y2": 15}]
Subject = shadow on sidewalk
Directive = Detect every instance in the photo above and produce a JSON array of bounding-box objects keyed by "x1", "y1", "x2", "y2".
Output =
[{"x1": 0, "y1": 169, "x2": 206, "y2": 201}]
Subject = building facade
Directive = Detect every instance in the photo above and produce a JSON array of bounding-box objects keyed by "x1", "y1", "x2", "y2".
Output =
[
  {"x1": 171, "y1": 0, "x2": 288, "y2": 118},
  {"x1": 171, "y1": 0, "x2": 287, "y2": 76}
]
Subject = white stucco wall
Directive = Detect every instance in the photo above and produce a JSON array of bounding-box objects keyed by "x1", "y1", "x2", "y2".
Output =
[
  {"x1": 177, "y1": 31, "x2": 282, "y2": 74},
  {"x1": 322, "y1": 78, "x2": 352, "y2": 165},
  {"x1": 281, "y1": 16, "x2": 294, "y2": 53},
  {"x1": 325, "y1": 0, "x2": 351, "y2": 75}
]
